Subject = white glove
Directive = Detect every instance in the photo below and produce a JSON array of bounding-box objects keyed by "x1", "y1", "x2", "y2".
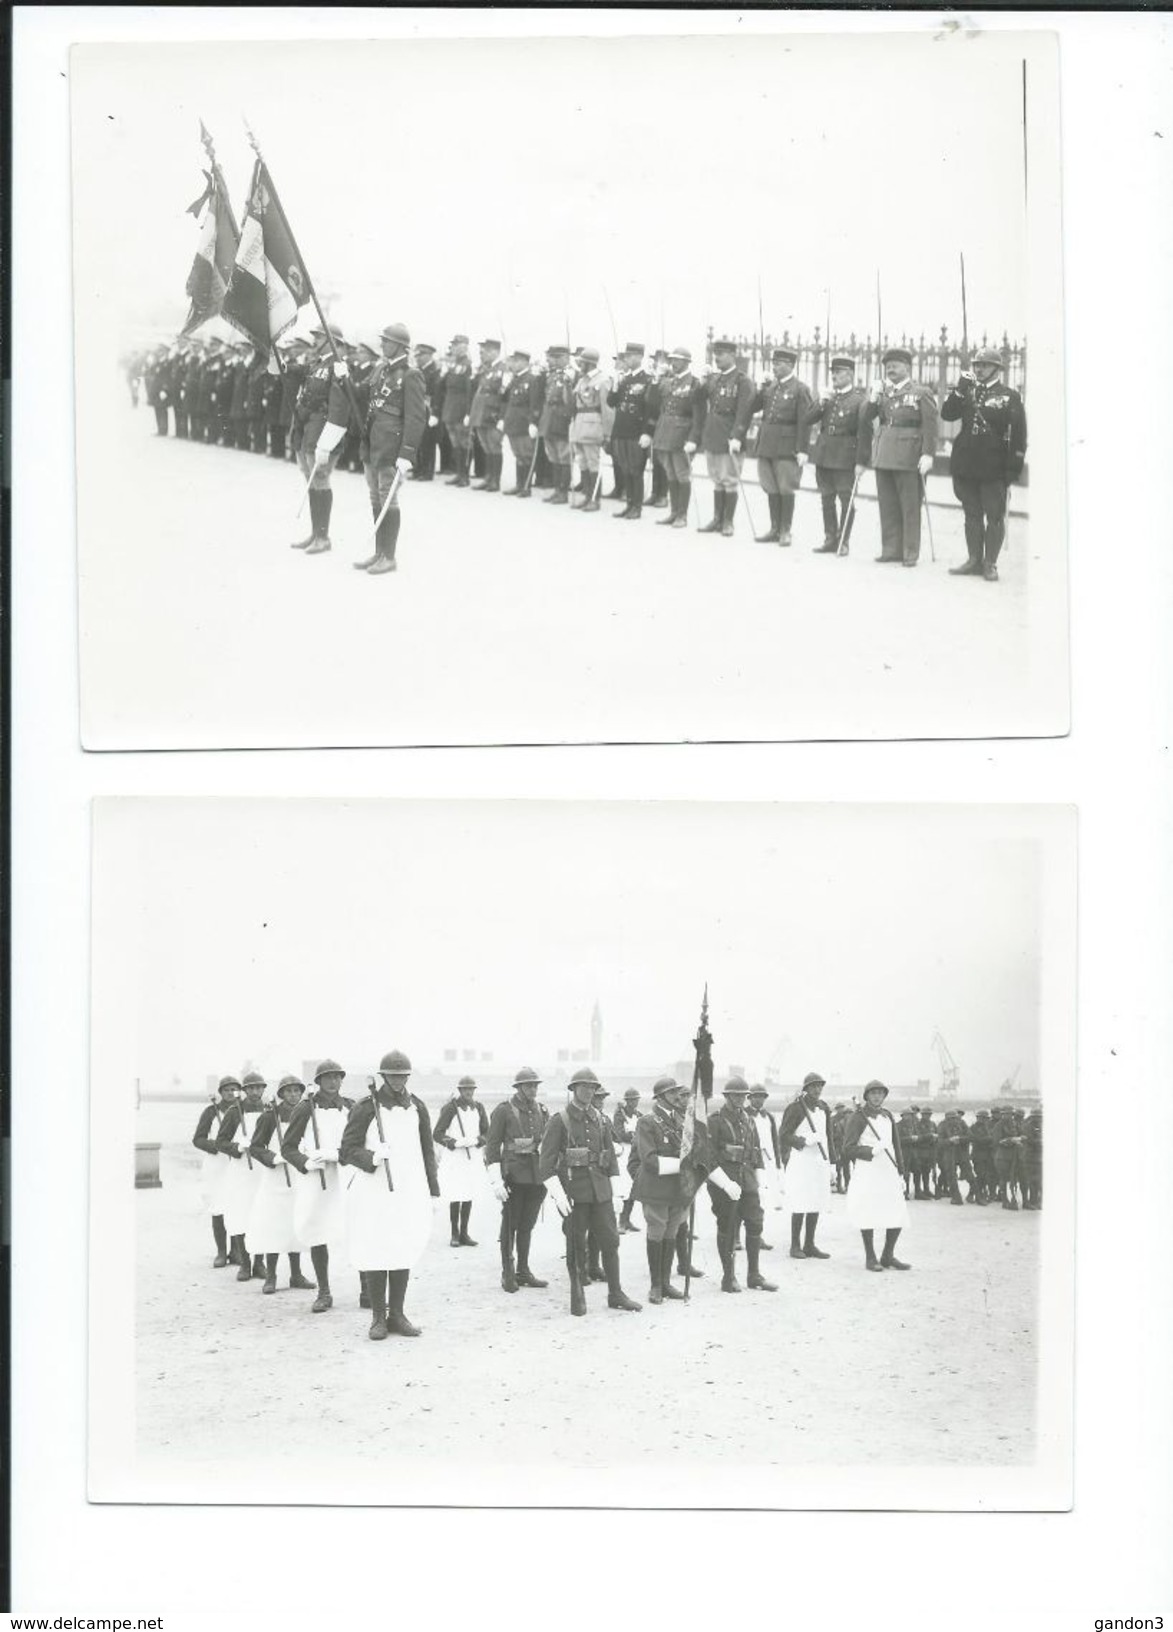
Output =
[
  {"x1": 638, "y1": 434, "x2": 651, "y2": 449},
  {"x1": 314, "y1": 419, "x2": 346, "y2": 457},
  {"x1": 683, "y1": 441, "x2": 697, "y2": 456},
  {"x1": 318, "y1": 1144, "x2": 339, "y2": 1163},
  {"x1": 546, "y1": 1182, "x2": 571, "y2": 1218},
  {"x1": 333, "y1": 360, "x2": 350, "y2": 380},
  {"x1": 269, "y1": 1152, "x2": 286, "y2": 1167},
  {"x1": 528, "y1": 423, "x2": 539, "y2": 439},
  {"x1": 369, "y1": 1142, "x2": 394, "y2": 1163},
  {"x1": 709, "y1": 1169, "x2": 742, "y2": 1200},
  {"x1": 917, "y1": 455, "x2": 933, "y2": 477},
  {"x1": 869, "y1": 381, "x2": 884, "y2": 401},
  {"x1": 427, "y1": 414, "x2": 439, "y2": 428},
  {"x1": 496, "y1": 418, "x2": 505, "y2": 432},
  {"x1": 305, "y1": 1152, "x2": 328, "y2": 1171},
  {"x1": 729, "y1": 438, "x2": 741, "y2": 455},
  {"x1": 797, "y1": 452, "x2": 808, "y2": 467},
  {"x1": 462, "y1": 415, "x2": 470, "y2": 427},
  {"x1": 486, "y1": 1163, "x2": 509, "y2": 1204},
  {"x1": 657, "y1": 1156, "x2": 681, "y2": 1176},
  {"x1": 395, "y1": 457, "x2": 413, "y2": 475}
]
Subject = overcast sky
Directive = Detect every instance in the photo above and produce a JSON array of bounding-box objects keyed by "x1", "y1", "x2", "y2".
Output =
[
  {"x1": 73, "y1": 29, "x2": 1030, "y2": 358},
  {"x1": 95, "y1": 800, "x2": 1050, "y2": 1097}
]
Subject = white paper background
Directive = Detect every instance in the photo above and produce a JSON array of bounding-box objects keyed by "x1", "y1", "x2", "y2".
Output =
[{"x1": 11, "y1": 6, "x2": 1173, "y2": 1630}]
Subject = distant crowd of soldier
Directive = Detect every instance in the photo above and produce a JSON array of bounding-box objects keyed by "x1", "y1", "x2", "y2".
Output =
[
  {"x1": 188, "y1": 1054, "x2": 1041, "y2": 1343},
  {"x1": 124, "y1": 318, "x2": 1026, "y2": 579}
]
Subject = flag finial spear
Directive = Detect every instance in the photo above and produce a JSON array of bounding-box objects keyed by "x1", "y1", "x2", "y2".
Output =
[{"x1": 242, "y1": 115, "x2": 261, "y2": 157}]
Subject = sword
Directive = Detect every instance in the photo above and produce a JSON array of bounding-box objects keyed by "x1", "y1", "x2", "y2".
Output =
[
  {"x1": 295, "y1": 464, "x2": 316, "y2": 518},
  {"x1": 837, "y1": 468, "x2": 863, "y2": 556},
  {"x1": 920, "y1": 474, "x2": 937, "y2": 563},
  {"x1": 367, "y1": 467, "x2": 404, "y2": 545}
]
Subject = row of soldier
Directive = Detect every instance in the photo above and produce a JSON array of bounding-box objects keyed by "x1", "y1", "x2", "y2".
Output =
[
  {"x1": 190, "y1": 1054, "x2": 1039, "y2": 1342},
  {"x1": 128, "y1": 322, "x2": 1026, "y2": 579}
]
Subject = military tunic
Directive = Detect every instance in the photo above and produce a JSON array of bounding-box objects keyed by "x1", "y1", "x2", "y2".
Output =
[
  {"x1": 698, "y1": 367, "x2": 755, "y2": 491},
  {"x1": 470, "y1": 359, "x2": 509, "y2": 456},
  {"x1": 607, "y1": 368, "x2": 657, "y2": 502},
  {"x1": 864, "y1": 380, "x2": 939, "y2": 564},
  {"x1": 942, "y1": 376, "x2": 1027, "y2": 568},
  {"x1": 537, "y1": 365, "x2": 575, "y2": 467},
  {"x1": 501, "y1": 368, "x2": 544, "y2": 485},
  {"x1": 705, "y1": 1102, "x2": 766, "y2": 1255},
  {"x1": 357, "y1": 358, "x2": 427, "y2": 514},
  {"x1": 485, "y1": 1092, "x2": 550, "y2": 1258},
  {"x1": 439, "y1": 356, "x2": 475, "y2": 451},
  {"x1": 538, "y1": 1102, "x2": 623, "y2": 1274},
  {"x1": 806, "y1": 384, "x2": 872, "y2": 545},
  {"x1": 294, "y1": 355, "x2": 353, "y2": 491},
  {"x1": 652, "y1": 370, "x2": 704, "y2": 481},
  {"x1": 750, "y1": 374, "x2": 815, "y2": 495}
]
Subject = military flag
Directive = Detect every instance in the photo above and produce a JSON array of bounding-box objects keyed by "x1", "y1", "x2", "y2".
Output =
[
  {"x1": 221, "y1": 157, "x2": 310, "y2": 355},
  {"x1": 181, "y1": 122, "x2": 239, "y2": 336}
]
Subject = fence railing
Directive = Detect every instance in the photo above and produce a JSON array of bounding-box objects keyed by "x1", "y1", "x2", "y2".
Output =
[{"x1": 706, "y1": 326, "x2": 1026, "y2": 403}]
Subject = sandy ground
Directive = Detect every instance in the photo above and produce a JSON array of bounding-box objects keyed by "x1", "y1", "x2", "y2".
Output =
[
  {"x1": 81, "y1": 405, "x2": 1051, "y2": 747},
  {"x1": 136, "y1": 1123, "x2": 1038, "y2": 1472}
]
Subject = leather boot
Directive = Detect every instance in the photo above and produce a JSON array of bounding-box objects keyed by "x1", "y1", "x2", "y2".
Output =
[
  {"x1": 880, "y1": 1229, "x2": 910, "y2": 1270},
  {"x1": 720, "y1": 1244, "x2": 742, "y2": 1293},
  {"x1": 699, "y1": 491, "x2": 723, "y2": 534},
  {"x1": 310, "y1": 1244, "x2": 332, "y2": 1311},
  {"x1": 367, "y1": 510, "x2": 400, "y2": 575},
  {"x1": 618, "y1": 1198, "x2": 636, "y2": 1233},
  {"x1": 661, "y1": 1238, "x2": 686, "y2": 1300},
  {"x1": 676, "y1": 1223, "x2": 703, "y2": 1278},
  {"x1": 646, "y1": 1238, "x2": 664, "y2": 1304},
  {"x1": 567, "y1": 1231, "x2": 587, "y2": 1316},
  {"x1": 353, "y1": 507, "x2": 381, "y2": 570},
  {"x1": 233, "y1": 1235, "x2": 251, "y2": 1281},
  {"x1": 386, "y1": 1269, "x2": 422, "y2": 1335},
  {"x1": 803, "y1": 1213, "x2": 830, "y2": 1258},
  {"x1": 292, "y1": 489, "x2": 319, "y2": 549},
  {"x1": 252, "y1": 1254, "x2": 265, "y2": 1279},
  {"x1": 308, "y1": 489, "x2": 333, "y2": 553},
  {"x1": 722, "y1": 489, "x2": 738, "y2": 537},
  {"x1": 458, "y1": 1201, "x2": 477, "y2": 1246},
  {"x1": 455, "y1": 448, "x2": 471, "y2": 487},
  {"x1": 746, "y1": 1241, "x2": 777, "y2": 1292},
  {"x1": 757, "y1": 493, "x2": 782, "y2": 543},
  {"x1": 288, "y1": 1252, "x2": 315, "y2": 1290},
  {"x1": 862, "y1": 1229, "x2": 882, "y2": 1271},
  {"x1": 449, "y1": 1203, "x2": 462, "y2": 1247},
  {"x1": 672, "y1": 481, "x2": 690, "y2": 527},
  {"x1": 500, "y1": 1235, "x2": 519, "y2": 1294},
  {"x1": 359, "y1": 1273, "x2": 371, "y2": 1309},
  {"x1": 789, "y1": 1213, "x2": 806, "y2": 1259},
  {"x1": 778, "y1": 493, "x2": 795, "y2": 546},
  {"x1": 949, "y1": 556, "x2": 983, "y2": 576},
  {"x1": 544, "y1": 467, "x2": 570, "y2": 504},
  {"x1": 367, "y1": 1271, "x2": 389, "y2": 1339},
  {"x1": 604, "y1": 1247, "x2": 642, "y2": 1311},
  {"x1": 649, "y1": 463, "x2": 668, "y2": 506},
  {"x1": 262, "y1": 1253, "x2": 278, "y2": 1294},
  {"x1": 657, "y1": 481, "x2": 679, "y2": 525},
  {"x1": 515, "y1": 1229, "x2": 547, "y2": 1288},
  {"x1": 212, "y1": 1214, "x2": 229, "y2": 1267}
]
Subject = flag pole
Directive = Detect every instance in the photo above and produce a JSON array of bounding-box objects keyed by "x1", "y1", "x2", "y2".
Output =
[
  {"x1": 199, "y1": 120, "x2": 239, "y2": 240},
  {"x1": 683, "y1": 983, "x2": 712, "y2": 1303}
]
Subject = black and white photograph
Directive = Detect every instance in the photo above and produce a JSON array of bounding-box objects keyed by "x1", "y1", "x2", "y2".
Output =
[
  {"x1": 90, "y1": 798, "x2": 1075, "y2": 1510},
  {"x1": 71, "y1": 23, "x2": 1066, "y2": 749}
]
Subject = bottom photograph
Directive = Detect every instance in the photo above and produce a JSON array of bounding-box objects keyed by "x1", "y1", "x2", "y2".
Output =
[{"x1": 88, "y1": 798, "x2": 1075, "y2": 1509}]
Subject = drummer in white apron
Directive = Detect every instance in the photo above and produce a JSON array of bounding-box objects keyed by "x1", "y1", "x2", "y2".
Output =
[
  {"x1": 777, "y1": 1070, "x2": 835, "y2": 1261},
  {"x1": 611, "y1": 1088, "x2": 642, "y2": 1233},
  {"x1": 191, "y1": 1074, "x2": 240, "y2": 1268},
  {"x1": 842, "y1": 1080, "x2": 911, "y2": 1272},
  {"x1": 339, "y1": 1049, "x2": 440, "y2": 1342},
  {"x1": 432, "y1": 1076, "x2": 489, "y2": 1248},
  {"x1": 282, "y1": 1057, "x2": 355, "y2": 1313},
  {"x1": 216, "y1": 1070, "x2": 269, "y2": 1281},
  {"x1": 246, "y1": 1076, "x2": 316, "y2": 1296},
  {"x1": 746, "y1": 1086, "x2": 783, "y2": 1245}
]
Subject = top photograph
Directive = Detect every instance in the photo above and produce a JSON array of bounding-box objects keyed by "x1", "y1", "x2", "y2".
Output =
[{"x1": 70, "y1": 25, "x2": 1067, "y2": 748}]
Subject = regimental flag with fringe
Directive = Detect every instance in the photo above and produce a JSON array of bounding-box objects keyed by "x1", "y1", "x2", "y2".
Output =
[
  {"x1": 182, "y1": 126, "x2": 239, "y2": 335},
  {"x1": 221, "y1": 158, "x2": 310, "y2": 355}
]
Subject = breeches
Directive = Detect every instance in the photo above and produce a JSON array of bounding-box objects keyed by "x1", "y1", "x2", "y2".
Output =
[
  {"x1": 657, "y1": 448, "x2": 692, "y2": 481},
  {"x1": 476, "y1": 424, "x2": 504, "y2": 455},
  {"x1": 952, "y1": 475, "x2": 1008, "y2": 561},
  {"x1": 705, "y1": 451, "x2": 739, "y2": 492},
  {"x1": 297, "y1": 429, "x2": 344, "y2": 492},
  {"x1": 757, "y1": 455, "x2": 802, "y2": 496},
  {"x1": 640, "y1": 1200, "x2": 689, "y2": 1242},
  {"x1": 706, "y1": 1184, "x2": 763, "y2": 1251}
]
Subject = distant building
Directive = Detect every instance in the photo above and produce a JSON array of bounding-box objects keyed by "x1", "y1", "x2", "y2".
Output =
[{"x1": 591, "y1": 1000, "x2": 603, "y2": 1063}]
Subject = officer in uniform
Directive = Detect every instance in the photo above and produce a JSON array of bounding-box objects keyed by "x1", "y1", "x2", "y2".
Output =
[
  {"x1": 915, "y1": 1106, "x2": 939, "y2": 1198},
  {"x1": 749, "y1": 344, "x2": 815, "y2": 545},
  {"x1": 1023, "y1": 1110, "x2": 1043, "y2": 1210},
  {"x1": 705, "y1": 1076, "x2": 777, "y2": 1293},
  {"x1": 864, "y1": 347, "x2": 939, "y2": 566},
  {"x1": 646, "y1": 350, "x2": 672, "y2": 506},
  {"x1": 191, "y1": 1075, "x2": 241, "y2": 1268},
  {"x1": 935, "y1": 1108, "x2": 970, "y2": 1205},
  {"x1": 570, "y1": 346, "x2": 611, "y2": 508},
  {"x1": 349, "y1": 321, "x2": 427, "y2": 577},
  {"x1": 437, "y1": 334, "x2": 475, "y2": 487},
  {"x1": 632, "y1": 1075, "x2": 708, "y2": 1304},
  {"x1": 289, "y1": 323, "x2": 353, "y2": 555},
  {"x1": 538, "y1": 1068, "x2": 642, "y2": 1317},
  {"x1": 484, "y1": 1066, "x2": 550, "y2": 1292},
  {"x1": 777, "y1": 1071, "x2": 834, "y2": 1260},
  {"x1": 611, "y1": 1087, "x2": 642, "y2": 1231},
  {"x1": 537, "y1": 344, "x2": 575, "y2": 505},
  {"x1": 969, "y1": 1108, "x2": 995, "y2": 1204},
  {"x1": 281, "y1": 1058, "x2": 356, "y2": 1312},
  {"x1": 406, "y1": 343, "x2": 441, "y2": 482},
  {"x1": 501, "y1": 349, "x2": 543, "y2": 496},
  {"x1": 469, "y1": 338, "x2": 509, "y2": 492},
  {"x1": 606, "y1": 343, "x2": 658, "y2": 520},
  {"x1": 277, "y1": 339, "x2": 308, "y2": 461},
  {"x1": 942, "y1": 345, "x2": 1027, "y2": 581},
  {"x1": 651, "y1": 347, "x2": 704, "y2": 529},
  {"x1": 695, "y1": 338, "x2": 755, "y2": 537},
  {"x1": 806, "y1": 354, "x2": 872, "y2": 553}
]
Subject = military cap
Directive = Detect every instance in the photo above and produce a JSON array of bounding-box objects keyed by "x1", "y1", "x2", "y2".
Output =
[
  {"x1": 547, "y1": 343, "x2": 570, "y2": 356},
  {"x1": 455, "y1": 1075, "x2": 478, "y2": 1091},
  {"x1": 972, "y1": 345, "x2": 1002, "y2": 367},
  {"x1": 510, "y1": 347, "x2": 531, "y2": 361},
  {"x1": 568, "y1": 1066, "x2": 600, "y2": 1089},
  {"x1": 830, "y1": 355, "x2": 856, "y2": 371},
  {"x1": 591, "y1": 1083, "x2": 609, "y2": 1099},
  {"x1": 512, "y1": 1065, "x2": 542, "y2": 1087},
  {"x1": 669, "y1": 346, "x2": 692, "y2": 362},
  {"x1": 623, "y1": 1087, "x2": 640, "y2": 1099},
  {"x1": 276, "y1": 1074, "x2": 305, "y2": 1095},
  {"x1": 355, "y1": 341, "x2": 377, "y2": 358},
  {"x1": 651, "y1": 1075, "x2": 681, "y2": 1098},
  {"x1": 975, "y1": 1109, "x2": 990, "y2": 1117},
  {"x1": 380, "y1": 322, "x2": 411, "y2": 347},
  {"x1": 772, "y1": 344, "x2": 798, "y2": 362},
  {"x1": 623, "y1": 341, "x2": 645, "y2": 355},
  {"x1": 882, "y1": 346, "x2": 913, "y2": 365},
  {"x1": 723, "y1": 1075, "x2": 751, "y2": 1095},
  {"x1": 451, "y1": 333, "x2": 470, "y2": 344},
  {"x1": 711, "y1": 337, "x2": 738, "y2": 352},
  {"x1": 802, "y1": 1071, "x2": 826, "y2": 1091},
  {"x1": 747, "y1": 1084, "x2": 769, "y2": 1099},
  {"x1": 242, "y1": 1071, "x2": 267, "y2": 1089},
  {"x1": 863, "y1": 1079, "x2": 889, "y2": 1098},
  {"x1": 579, "y1": 345, "x2": 600, "y2": 364},
  {"x1": 378, "y1": 1049, "x2": 412, "y2": 1076},
  {"x1": 414, "y1": 342, "x2": 437, "y2": 356},
  {"x1": 217, "y1": 1074, "x2": 242, "y2": 1093},
  {"x1": 314, "y1": 1058, "x2": 345, "y2": 1083},
  {"x1": 652, "y1": 348, "x2": 669, "y2": 361},
  {"x1": 478, "y1": 336, "x2": 501, "y2": 348},
  {"x1": 311, "y1": 322, "x2": 345, "y2": 341},
  {"x1": 833, "y1": 1101, "x2": 847, "y2": 1110}
]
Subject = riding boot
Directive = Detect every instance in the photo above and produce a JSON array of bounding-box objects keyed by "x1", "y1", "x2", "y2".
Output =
[
  {"x1": 316, "y1": 488, "x2": 334, "y2": 550},
  {"x1": 212, "y1": 1214, "x2": 229, "y2": 1267},
  {"x1": 367, "y1": 1271, "x2": 389, "y2": 1339},
  {"x1": 367, "y1": 510, "x2": 400, "y2": 575},
  {"x1": 292, "y1": 488, "x2": 319, "y2": 549},
  {"x1": 386, "y1": 1269, "x2": 421, "y2": 1335},
  {"x1": 500, "y1": 1231, "x2": 519, "y2": 1294},
  {"x1": 720, "y1": 1242, "x2": 742, "y2": 1293},
  {"x1": 658, "y1": 481, "x2": 679, "y2": 525},
  {"x1": 646, "y1": 1238, "x2": 664, "y2": 1304},
  {"x1": 722, "y1": 489, "x2": 738, "y2": 537},
  {"x1": 676, "y1": 1222, "x2": 702, "y2": 1277},
  {"x1": 310, "y1": 1243, "x2": 332, "y2": 1311},
  {"x1": 672, "y1": 480, "x2": 690, "y2": 527},
  {"x1": 232, "y1": 1235, "x2": 251, "y2": 1280},
  {"x1": 252, "y1": 1254, "x2": 265, "y2": 1279},
  {"x1": 649, "y1": 460, "x2": 668, "y2": 506},
  {"x1": 862, "y1": 1229, "x2": 882, "y2": 1271},
  {"x1": 789, "y1": 1213, "x2": 806, "y2": 1259},
  {"x1": 756, "y1": 493, "x2": 782, "y2": 543},
  {"x1": 515, "y1": 1228, "x2": 546, "y2": 1288},
  {"x1": 699, "y1": 490, "x2": 723, "y2": 533},
  {"x1": 803, "y1": 1212, "x2": 830, "y2": 1258},
  {"x1": 661, "y1": 1238, "x2": 686, "y2": 1299},
  {"x1": 288, "y1": 1251, "x2": 314, "y2": 1290},
  {"x1": 746, "y1": 1241, "x2": 777, "y2": 1291},
  {"x1": 449, "y1": 1202, "x2": 462, "y2": 1247},
  {"x1": 456, "y1": 448, "x2": 471, "y2": 487},
  {"x1": 262, "y1": 1253, "x2": 279, "y2": 1294},
  {"x1": 458, "y1": 1201, "x2": 476, "y2": 1246},
  {"x1": 778, "y1": 493, "x2": 795, "y2": 546},
  {"x1": 603, "y1": 1246, "x2": 642, "y2": 1311},
  {"x1": 880, "y1": 1228, "x2": 910, "y2": 1270}
]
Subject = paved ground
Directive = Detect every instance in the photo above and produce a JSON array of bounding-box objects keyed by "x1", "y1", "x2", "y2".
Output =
[
  {"x1": 135, "y1": 1123, "x2": 1038, "y2": 1476},
  {"x1": 80, "y1": 406, "x2": 1060, "y2": 747}
]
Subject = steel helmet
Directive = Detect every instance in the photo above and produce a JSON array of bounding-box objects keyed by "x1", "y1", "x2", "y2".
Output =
[{"x1": 378, "y1": 1049, "x2": 412, "y2": 1076}]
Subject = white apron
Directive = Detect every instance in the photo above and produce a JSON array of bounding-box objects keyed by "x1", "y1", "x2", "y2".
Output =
[
  {"x1": 221, "y1": 1106, "x2": 263, "y2": 1236},
  {"x1": 611, "y1": 1112, "x2": 635, "y2": 1202},
  {"x1": 292, "y1": 1103, "x2": 349, "y2": 1254},
  {"x1": 783, "y1": 1103, "x2": 833, "y2": 1215},
  {"x1": 749, "y1": 1111, "x2": 782, "y2": 1208},
  {"x1": 344, "y1": 1102, "x2": 433, "y2": 1271},
  {"x1": 246, "y1": 1113, "x2": 303, "y2": 1255},
  {"x1": 846, "y1": 1113, "x2": 909, "y2": 1232},
  {"x1": 438, "y1": 1105, "x2": 489, "y2": 1203},
  {"x1": 198, "y1": 1106, "x2": 230, "y2": 1213}
]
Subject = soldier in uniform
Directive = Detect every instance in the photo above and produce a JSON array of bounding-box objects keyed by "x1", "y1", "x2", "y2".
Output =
[
  {"x1": 935, "y1": 1108, "x2": 970, "y2": 1206},
  {"x1": 484, "y1": 1066, "x2": 550, "y2": 1292},
  {"x1": 749, "y1": 344, "x2": 815, "y2": 545},
  {"x1": 805, "y1": 354, "x2": 872, "y2": 553},
  {"x1": 1023, "y1": 1110, "x2": 1043, "y2": 1209},
  {"x1": 244, "y1": 351, "x2": 268, "y2": 454},
  {"x1": 632, "y1": 1076, "x2": 708, "y2": 1304},
  {"x1": 863, "y1": 347, "x2": 938, "y2": 566},
  {"x1": 197, "y1": 339, "x2": 224, "y2": 443},
  {"x1": 830, "y1": 1101, "x2": 852, "y2": 1192},
  {"x1": 216, "y1": 1070, "x2": 269, "y2": 1280},
  {"x1": 469, "y1": 338, "x2": 509, "y2": 493},
  {"x1": 915, "y1": 1106, "x2": 940, "y2": 1198},
  {"x1": 746, "y1": 1086, "x2": 782, "y2": 1242},
  {"x1": 695, "y1": 338, "x2": 755, "y2": 537},
  {"x1": 652, "y1": 347, "x2": 704, "y2": 529},
  {"x1": 145, "y1": 347, "x2": 172, "y2": 436},
  {"x1": 538, "y1": 1068, "x2": 642, "y2": 1317},
  {"x1": 247, "y1": 1076, "x2": 316, "y2": 1296},
  {"x1": 992, "y1": 1105, "x2": 1026, "y2": 1209},
  {"x1": 646, "y1": 350, "x2": 672, "y2": 507},
  {"x1": 942, "y1": 345, "x2": 1027, "y2": 581},
  {"x1": 777, "y1": 1071, "x2": 834, "y2": 1260},
  {"x1": 898, "y1": 1107, "x2": 921, "y2": 1197},
  {"x1": 968, "y1": 1108, "x2": 995, "y2": 1204},
  {"x1": 191, "y1": 1074, "x2": 241, "y2": 1268},
  {"x1": 537, "y1": 344, "x2": 575, "y2": 505},
  {"x1": 281, "y1": 1058, "x2": 355, "y2": 1313},
  {"x1": 570, "y1": 346, "x2": 611, "y2": 508},
  {"x1": 439, "y1": 334, "x2": 475, "y2": 487},
  {"x1": 339, "y1": 1050, "x2": 440, "y2": 1341},
  {"x1": 433, "y1": 1075, "x2": 490, "y2": 1247},
  {"x1": 289, "y1": 323, "x2": 353, "y2": 555},
  {"x1": 171, "y1": 344, "x2": 192, "y2": 440},
  {"x1": 706, "y1": 1076, "x2": 777, "y2": 1293},
  {"x1": 277, "y1": 340, "x2": 307, "y2": 461},
  {"x1": 349, "y1": 321, "x2": 427, "y2": 576},
  {"x1": 228, "y1": 345, "x2": 251, "y2": 449},
  {"x1": 501, "y1": 349, "x2": 542, "y2": 497},
  {"x1": 412, "y1": 342, "x2": 443, "y2": 482},
  {"x1": 842, "y1": 1080, "x2": 911, "y2": 1271},
  {"x1": 606, "y1": 343, "x2": 657, "y2": 521},
  {"x1": 611, "y1": 1087, "x2": 642, "y2": 1231}
]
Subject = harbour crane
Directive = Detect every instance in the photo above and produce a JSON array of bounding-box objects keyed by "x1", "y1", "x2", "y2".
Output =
[{"x1": 931, "y1": 1031, "x2": 960, "y2": 1097}]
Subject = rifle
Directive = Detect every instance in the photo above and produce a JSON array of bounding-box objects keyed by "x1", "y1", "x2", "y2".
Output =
[
  {"x1": 269, "y1": 1101, "x2": 292, "y2": 1188},
  {"x1": 306, "y1": 1090, "x2": 328, "y2": 1192},
  {"x1": 800, "y1": 1101, "x2": 829, "y2": 1163},
  {"x1": 960, "y1": 252, "x2": 970, "y2": 366},
  {"x1": 368, "y1": 1077, "x2": 394, "y2": 1192},
  {"x1": 233, "y1": 1097, "x2": 255, "y2": 1171}
]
